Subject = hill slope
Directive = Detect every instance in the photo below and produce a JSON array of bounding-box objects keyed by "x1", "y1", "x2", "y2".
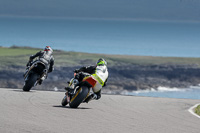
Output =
[{"x1": 1, "y1": 46, "x2": 200, "y2": 92}]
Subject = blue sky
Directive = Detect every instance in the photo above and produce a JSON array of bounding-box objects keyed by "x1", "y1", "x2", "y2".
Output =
[{"x1": 0, "y1": 0, "x2": 200, "y2": 22}]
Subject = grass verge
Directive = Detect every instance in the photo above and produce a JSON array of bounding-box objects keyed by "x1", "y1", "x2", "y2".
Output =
[
  {"x1": 1, "y1": 46, "x2": 200, "y2": 68},
  {"x1": 195, "y1": 105, "x2": 200, "y2": 116}
]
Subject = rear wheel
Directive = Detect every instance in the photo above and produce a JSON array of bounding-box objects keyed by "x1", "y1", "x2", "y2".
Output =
[
  {"x1": 23, "y1": 73, "x2": 38, "y2": 91},
  {"x1": 69, "y1": 86, "x2": 89, "y2": 108}
]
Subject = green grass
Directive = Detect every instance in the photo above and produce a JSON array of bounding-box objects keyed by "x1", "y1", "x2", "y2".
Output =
[
  {"x1": 0, "y1": 46, "x2": 200, "y2": 68},
  {"x1": 0, "y1": 47, "x2": 39, "y2": 57},
  {"x1": 0, "y1": 47, "x2": 39, "y2": 67},
  {"x1": 195, "y1": 105, "x2": 200, "y2": 116}
]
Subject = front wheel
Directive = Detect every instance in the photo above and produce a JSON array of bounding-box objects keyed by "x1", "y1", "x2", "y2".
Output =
[
  {"x1": 23, "y1": 73, "x2": 38, "y2": 91},
  {"x1": 61, "y1": 95, "x2": 70, "y2": 106},
  {"x1": 69, "y1": 86, "x2": 89, "y2": 108}
]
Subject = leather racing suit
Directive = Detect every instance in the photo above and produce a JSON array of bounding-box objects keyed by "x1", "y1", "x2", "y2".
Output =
[
  {"x1": 75, "y1": 65, "x2": 108, "y2": 102},
  {"x1": 27, "y1": 51, "x2": 54, "y2": 73}
]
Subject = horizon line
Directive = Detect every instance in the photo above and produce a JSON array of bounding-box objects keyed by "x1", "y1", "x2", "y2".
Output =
[{"x1": 1, "y1": 15, "x2": 200, "y2": 23}]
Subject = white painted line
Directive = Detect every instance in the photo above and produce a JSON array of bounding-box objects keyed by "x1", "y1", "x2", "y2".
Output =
[{"x1": 188, "y1": 103, "x2": 200, "y2": 119}]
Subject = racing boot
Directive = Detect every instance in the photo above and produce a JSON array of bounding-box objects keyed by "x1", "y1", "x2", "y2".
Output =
[
  {"x1": 38, "y1": 75, "x2": 46, "y2": 85},
  {"x1": 83, "y1": 94, "x2": 97, "y2": 103},
  {"x1": 38, "y1": 80, "x2": 43, "y2": 85}
]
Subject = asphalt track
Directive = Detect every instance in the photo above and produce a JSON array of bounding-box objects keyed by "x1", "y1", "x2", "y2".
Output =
[{"x1": 0, "y1": 88, "x2": 199, "y2": 133}]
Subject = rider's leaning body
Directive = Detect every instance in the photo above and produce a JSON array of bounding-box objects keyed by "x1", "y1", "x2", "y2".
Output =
[
  {"x1": 27, "y1": 46, "x2": 54, "y2": 73},
  {"x1": 25, "y1": 46, "x2": 54, "y2": 84},
  {"x1": 73, "y1": 58, "x2": 109, "y2": 102}
]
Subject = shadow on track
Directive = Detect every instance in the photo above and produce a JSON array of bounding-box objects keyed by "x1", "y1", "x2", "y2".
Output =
[
  {"x1": 53, "y1": 105, "x2": 91, "y2": 110},
  {"x1": 11, "y1": 89, "x2": 36, "y2": 93}
]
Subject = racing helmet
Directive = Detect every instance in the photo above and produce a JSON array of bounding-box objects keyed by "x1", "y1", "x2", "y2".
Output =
[
  {"x1": 44, "y1": 46, "x2": 53, "y2": 52},
  {"x1": 96, "y1": 58, "x2": 107, "y2": 66}
]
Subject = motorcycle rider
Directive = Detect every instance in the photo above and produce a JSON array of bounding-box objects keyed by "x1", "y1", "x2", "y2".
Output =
[
  {"x1": 67, "y1": 58, "x2": 109, "y2": 103},
  {"x1": 25, "y1": 46, "x2": 54, "y2": 85}
]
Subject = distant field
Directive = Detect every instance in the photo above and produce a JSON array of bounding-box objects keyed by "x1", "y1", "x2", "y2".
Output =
[{"x1": 1, "y1": 46, "x2": 200, "y2": 68}]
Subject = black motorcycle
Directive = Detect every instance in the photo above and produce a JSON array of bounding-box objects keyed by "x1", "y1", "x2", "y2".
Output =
[{"x1": 23, "y1": 60, "x2": 47, "y2": 91}]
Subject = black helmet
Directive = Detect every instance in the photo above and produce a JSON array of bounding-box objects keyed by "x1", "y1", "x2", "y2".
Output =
[{"x1": 96, "y1": 58, "x2": 107, "y2": 66}]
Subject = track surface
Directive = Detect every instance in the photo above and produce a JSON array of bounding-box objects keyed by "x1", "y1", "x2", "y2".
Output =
[{"x1": 0, "y1": 88, "x2": 199, "y2": 133}]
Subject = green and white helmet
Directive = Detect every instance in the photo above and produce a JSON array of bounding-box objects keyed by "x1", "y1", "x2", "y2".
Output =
[{"x1": 96, "y1": 58, "x2": 107, "y2": 66}]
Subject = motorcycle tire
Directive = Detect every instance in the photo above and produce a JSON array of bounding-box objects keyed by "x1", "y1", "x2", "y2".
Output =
[
  {"x1": 69, "y1": 86, "x2": 89, "y2": 108},
  {"x1": 61, "y1": 95, "x2": 69, "y2": 106},
  {"x1": 23, "y1": 73, "x2": 38, "y2": 91}
]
